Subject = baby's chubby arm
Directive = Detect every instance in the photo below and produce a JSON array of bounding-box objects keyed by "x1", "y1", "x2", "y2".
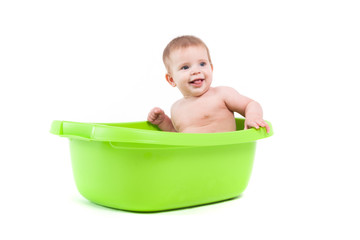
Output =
[
  {"x1": 219, "y1": 87, "x2": 270, "y2": 133},
  {"x1": 244, "y1": 101, "x2": 271, "y2": 133},
  {"x1": 147, "y1": 107, "x2": 177, "y2": 132}
]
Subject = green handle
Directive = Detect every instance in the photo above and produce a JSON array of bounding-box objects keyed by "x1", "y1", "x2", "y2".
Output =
[{"x1": 50, "y1": 120, "x2": 94, "y2": 140}]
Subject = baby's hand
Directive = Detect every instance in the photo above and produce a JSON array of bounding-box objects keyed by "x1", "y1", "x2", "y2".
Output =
[
  {"x1": 244, "y1": 117, "x2": 271, "y2": 133},
  {"x1": 147, "y1": 107, "x2": 166, "y2": 126}
]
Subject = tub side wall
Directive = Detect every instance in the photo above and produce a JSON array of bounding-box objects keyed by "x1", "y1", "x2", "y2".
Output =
[{"x1": 68, "y1": 139, "x2": 257, "y2": 212}]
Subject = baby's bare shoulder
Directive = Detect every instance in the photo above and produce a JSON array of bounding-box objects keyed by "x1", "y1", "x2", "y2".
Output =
[
  {"x1": 171, "y1": 98, "x2": 184, "y2": 109},
  {"x1": 214, "y1": 86, "x2": 236, "y2": 92},
  {"x1": 170, "y1": 98, "x2": 186, "y2": 115},
  {"x1": 213, "y1": 86, "x2": 239, "y2": 97}
]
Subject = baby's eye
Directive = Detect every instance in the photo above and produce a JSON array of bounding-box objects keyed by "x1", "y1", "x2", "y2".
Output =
[
  {"x1": 200, "y1": 62, "x2": 206, "y2": 67},
  {"x1": 181, "y1": 65, "x2": 189, "y2": 70}
]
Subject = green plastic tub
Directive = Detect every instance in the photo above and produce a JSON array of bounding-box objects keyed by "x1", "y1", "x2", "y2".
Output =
[{"x1": 50, "y1": 118, "x2": 273, "y2": 212}]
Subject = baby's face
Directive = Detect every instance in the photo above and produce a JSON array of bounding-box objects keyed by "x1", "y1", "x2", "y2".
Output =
[{"x1": 166, "y1": 46, "x2": 213, "y2": 98}]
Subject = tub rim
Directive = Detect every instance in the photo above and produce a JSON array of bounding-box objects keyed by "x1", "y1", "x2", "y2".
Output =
[{"x1": 50, "y1": 118, "x2": 273, "y2": 147}]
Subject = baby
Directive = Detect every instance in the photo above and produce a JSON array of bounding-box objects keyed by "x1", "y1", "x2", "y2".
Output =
[{"x1": 148, "y1": 35, "x2": 270, "y2": 133}]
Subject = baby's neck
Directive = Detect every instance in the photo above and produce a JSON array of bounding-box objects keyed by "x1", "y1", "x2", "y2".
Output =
[{"x1": 183, "y1": 87, "x2": 212, "y2": 99}]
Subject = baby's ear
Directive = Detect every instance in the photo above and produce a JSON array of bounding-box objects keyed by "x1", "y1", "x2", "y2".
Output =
[{"x1": 165, "y1": 73, "x2": 176, "y2": 87}]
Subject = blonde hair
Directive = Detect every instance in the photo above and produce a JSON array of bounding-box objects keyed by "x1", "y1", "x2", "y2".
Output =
[{"x1": 163, "y1": 35, "x2": 212, "y2": 73}]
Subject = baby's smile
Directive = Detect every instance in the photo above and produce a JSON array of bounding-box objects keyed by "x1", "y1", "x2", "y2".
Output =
[{"x1": 189, "y1": 78, "x2": 204, "y2": 87}]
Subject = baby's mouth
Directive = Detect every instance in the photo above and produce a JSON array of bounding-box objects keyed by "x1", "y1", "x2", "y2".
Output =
[{"x1": 189, "y1": 79, "x2": 204, "y2": 86}]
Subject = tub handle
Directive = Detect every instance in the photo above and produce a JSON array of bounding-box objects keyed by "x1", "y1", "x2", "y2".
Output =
[{"x1": 50, "y1": 120, "x2": 94, "y2": 140}]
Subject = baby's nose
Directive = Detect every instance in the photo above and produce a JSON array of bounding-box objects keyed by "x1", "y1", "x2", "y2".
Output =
[{"x1": 191, "y1": 70, "x2": 201, "y2": 75}]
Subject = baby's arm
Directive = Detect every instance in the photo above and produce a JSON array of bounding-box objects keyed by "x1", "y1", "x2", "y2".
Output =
[
  {"x1": 243, "y1": 101, "x2": 270, "y2": 133},
  {"x1": 220, "y1": 87, "x2": 270, "y2": 133},
  {"x1": 147, "y1": 107, "x2": 177, "y2": 132}
]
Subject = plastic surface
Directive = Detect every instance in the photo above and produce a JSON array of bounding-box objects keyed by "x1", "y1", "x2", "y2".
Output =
[{"x1": 50, "y1": 118, "x2": 273, "y2": 212}]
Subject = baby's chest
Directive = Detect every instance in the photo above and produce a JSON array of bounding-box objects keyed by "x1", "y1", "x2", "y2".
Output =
[{"x1": 173, "y1": 100, "x2": 230, "y2": 126}]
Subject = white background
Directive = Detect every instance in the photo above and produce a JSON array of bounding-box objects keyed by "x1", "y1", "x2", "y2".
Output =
[{"x1": 1, "y1": 0, "x2": 359, "y2": 239}]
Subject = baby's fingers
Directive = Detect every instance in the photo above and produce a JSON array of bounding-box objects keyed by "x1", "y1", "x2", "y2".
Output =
[
  {"x1": 263, "y1": 122, "x2": 271, "y2": 133},
  {"x1": 245, "y1": 120, "x2": 259, "y2": 130},
  {"x1": 245, "y1": 119, "x2": 271, "y2": 133},
  {"x1": 147, "y1": 113, "x2": 155, "y2": 122},
  {"x1": 148, "y1": 108, "x2": 160, "y2": 122},
  {"x1": 153, "y1": 108, "x2": 162, "y2": 115},
  {"x1": 256, "y1": 120, "x2": 271, "y2": 133},
  {"x1": 147, "y1": 107, "x2": 166, "y2": 125}
]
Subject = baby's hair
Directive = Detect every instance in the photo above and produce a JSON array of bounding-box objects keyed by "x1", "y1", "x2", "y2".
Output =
[{"x1": 163, "y1": 35, "x2": 212, "y2": 73}]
